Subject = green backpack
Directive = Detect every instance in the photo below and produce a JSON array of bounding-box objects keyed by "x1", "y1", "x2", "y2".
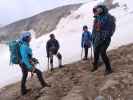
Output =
[{"x1": 9, "y1": 40, "x2": 22, "y2": 64}]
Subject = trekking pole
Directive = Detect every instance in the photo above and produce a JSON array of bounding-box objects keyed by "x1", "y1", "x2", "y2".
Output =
[
  {"x1": 91, "y1": 46, "x2": 93, "y2": 61},
  {"x1": 89, "y1": 44, "x2": 93, "y2": 66},
  {"x1": 31, "y1": 66, "x2": 35, "y2": 78},
  {"x1": 48, "y1": 57, "x2": 50, "y2": 70},
  {"x1": 81, "y1": 48, "x2": 83, "y2": 60},
  {"x1": 81, "y1": 41, "x2": 85, "y2": 60}
]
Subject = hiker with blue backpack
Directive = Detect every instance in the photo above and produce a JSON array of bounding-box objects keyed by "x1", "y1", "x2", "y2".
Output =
[
  {"x1": 81, "y1": 25, "x2": 92, "y2": 60},
  {"x1": 91, "y1": 5, "x2": 116, "y2": 75},
  {"x1": 9, "y1": 32, "x2": 50, "y2": 95}
]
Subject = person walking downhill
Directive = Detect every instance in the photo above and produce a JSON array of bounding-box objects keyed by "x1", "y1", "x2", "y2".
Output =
[
  {"x1": 81, "y1": 25, "x2": 92, "y2": 60},
  {"x1": 46, "y1": 34, "x2": 63, "y2": 71},
  {"x1": 91, "y1": 5, "x2": 116, "y2": 75}
]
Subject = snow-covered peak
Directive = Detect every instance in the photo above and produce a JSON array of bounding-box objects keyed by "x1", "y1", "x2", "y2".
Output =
[{"x1": 114, "y1": 0, "x2": 133, "y2": 12}]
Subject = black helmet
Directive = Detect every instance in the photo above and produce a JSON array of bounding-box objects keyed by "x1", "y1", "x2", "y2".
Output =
[
  {"x1": 50, "y1": 34, "x2": 55, "y2": 39},
  {"x1": 93, "y1": 6, "x2": 97, "y2": 13},
  {"x1": 83, "y1": 25, "x2": 88, "y2": 30}
]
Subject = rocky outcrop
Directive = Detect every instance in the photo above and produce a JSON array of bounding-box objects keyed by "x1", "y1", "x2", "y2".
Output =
[{"x1": 0, "y1": 4, "x2": 81, "y2": 42}]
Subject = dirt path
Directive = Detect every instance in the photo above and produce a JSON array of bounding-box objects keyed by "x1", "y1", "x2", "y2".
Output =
[{"x1": 1, "y1": 44, "x2": 133, "y2": 100}]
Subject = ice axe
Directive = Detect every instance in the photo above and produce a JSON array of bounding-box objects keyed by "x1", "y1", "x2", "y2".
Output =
[
  {"x1": 47, "y1": 57, "x2": 50, "y2": 71},
  {"x1": 89, "y1": 44, "x2": 93, "y2": 66},
  {"x1": 91, "y1": 46, "x2": 93, "y2": 61},
  {"x1": 30, "y1": 58, "x2": 39, "y2": 78},
  {"x1": 81, "y1": 48, "x2": 83, "y2": 60}
]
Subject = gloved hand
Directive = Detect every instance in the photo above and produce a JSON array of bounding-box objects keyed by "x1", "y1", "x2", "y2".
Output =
[{"x1": 30, "y1": 58, "x2": 39, "y2": 65}]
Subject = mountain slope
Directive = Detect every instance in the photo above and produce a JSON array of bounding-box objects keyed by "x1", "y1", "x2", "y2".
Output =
[
  {"x1": 1, "y1": 0, "x2": 133, "y2": 90},
  {"x1": 0, "y1": 4, "x2": 81, "y2": 42},
  {"x1": 1, "y1": 43, "x2": 133, "y2": 100}
]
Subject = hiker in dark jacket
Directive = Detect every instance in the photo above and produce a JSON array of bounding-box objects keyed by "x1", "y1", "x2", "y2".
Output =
[
  {"x1": 46, "y1": 34, "x2": 62, "y2": 71},
  {"x1": 19, "y1": 32, "x2": 50, "y2": 95},
  {"x1": 91, "y1": 5, "x2": 116, "y2": 75},
  {"x1": 81, "y1": 25, "x2": 92, "y2": 60}
]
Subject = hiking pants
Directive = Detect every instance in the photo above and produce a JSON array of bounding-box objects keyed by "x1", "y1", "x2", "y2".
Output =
[
  {"x1": 84, "y1": 47, "x2": 89, "y2": 59},
  {"x1": 49, "y1": 52, "x2": 62, "y2": 68},
  {"x1": 20, "y1": 63, "x2": 47, "y2": 94},
  {"x1": 93, "y1": 41, "x2": 112, "y2": 71}
]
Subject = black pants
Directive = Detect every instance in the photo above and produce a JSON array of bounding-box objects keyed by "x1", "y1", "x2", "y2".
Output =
[
  {"x1": 20, "y1": 63, "x2": 47, "y2": 94},
  {"x1": 49, "y1": 52, "x2": 62, "y2": 68},
  {"x1": 84, "y1": 47, "x2": 89, "y2": 59},
  {"x1": 93, "y1": 41, "x2": 112, "y2": 71}
]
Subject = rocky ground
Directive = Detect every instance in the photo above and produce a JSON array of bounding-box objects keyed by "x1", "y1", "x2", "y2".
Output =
[{"x1": 1, "y1": 44, "x2": 133, "y2": 100}]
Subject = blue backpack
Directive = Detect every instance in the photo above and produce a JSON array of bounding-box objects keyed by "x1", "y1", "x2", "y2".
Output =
[
  {"x1": 103, "y1": 14, "x2": 116, "y2": 37},
  {"x1": 9, "y1": 40, "x2": 22, "y2": 64}
]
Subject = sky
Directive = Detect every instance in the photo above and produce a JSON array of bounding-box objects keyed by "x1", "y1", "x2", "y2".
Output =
[{"x1": 0, "y1": 0, "x2": 92, "y2": 25}]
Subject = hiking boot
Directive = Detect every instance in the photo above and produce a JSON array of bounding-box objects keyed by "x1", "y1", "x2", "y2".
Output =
[
  {"x1": 59, "y1": 65, "x2": 64, "y2": 68},
  {"x1": 21, "y1": 89, "x2": 31, "y2": 96},
  {"x1": 91, "y1": 64, "x2": 98, "y2": 72},
  {"x1": 51, "y1": 68, "x2": 54, "y2": 72},
  {"x1": 42, "y1": 83, "x2": 51, "y2": 88},
  {"x1": 104, "y1": 70, "x2": 113, "y2": 75},
  {"x1": 83, "y1": 57, "x2": 88, "y2": 61},
  {"x1": 98, "y1": 61, "x2": 103, "y2": 66},
  {"x1": 91, "y1": 67, "x2": 98, "y2": 72}
]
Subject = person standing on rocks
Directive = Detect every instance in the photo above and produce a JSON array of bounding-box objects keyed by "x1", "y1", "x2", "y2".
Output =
[
  {"x1": 46, "y1": 34, "x2": 63, "y2": 71},
  {"x1": 81, "y1": 25, "x2": 92, "y2": 61},
  {"x1": 91, "y1": 5, "x2": 116, "y2": 75},
  {"x1": 19, "y1": 32, "x2": 50, "y2": 95}
]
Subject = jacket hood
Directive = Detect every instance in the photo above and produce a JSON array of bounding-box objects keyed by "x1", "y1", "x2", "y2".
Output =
[{"x1": 94, "y1": 5, "x2": 109, "y2": 16}]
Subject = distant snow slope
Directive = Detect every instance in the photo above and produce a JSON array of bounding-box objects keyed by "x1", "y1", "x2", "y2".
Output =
[{"x1": 0, "y1": 0, "x2": 133, "y2": 88}]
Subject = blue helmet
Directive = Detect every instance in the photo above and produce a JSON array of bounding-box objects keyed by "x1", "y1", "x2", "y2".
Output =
[{"x1": 20, "y1": 31, "x2": 31, "y2": 41}]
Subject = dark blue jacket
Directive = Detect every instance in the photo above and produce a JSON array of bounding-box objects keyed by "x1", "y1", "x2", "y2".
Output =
[
  {"x1": 92, "y1": 14, "x2": 115, "y2": 48},
  {"x1": 81, "y1": 31, "x2": 92, "y2": 48},
  {"x1": 46, "y1": 38, "x2": 60, "y2": 57},
  {"x1": 92, "y1": 14, "x2": 115, "y2": 40}
]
